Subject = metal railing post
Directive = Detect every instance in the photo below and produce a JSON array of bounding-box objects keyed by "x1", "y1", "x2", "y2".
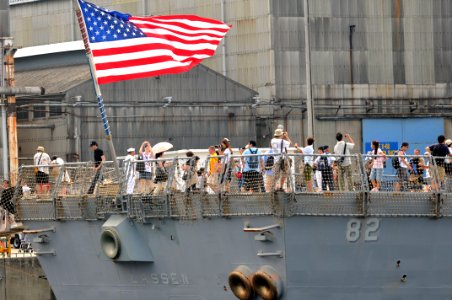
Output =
[
  {"x1": 52, "y1": 165, "x2": 65, "y2": 220},
  {"x1": 357, "y1": 154, "x2": 368, "y2": 217},
  {"x1": 165, "y1": 158, "x2": 178, "y2": 217}
]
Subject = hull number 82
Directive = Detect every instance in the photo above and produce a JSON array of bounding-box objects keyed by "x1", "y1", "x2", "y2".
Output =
[{"x1": 346, "y1": 218, "x2": 380, "y2": 242}]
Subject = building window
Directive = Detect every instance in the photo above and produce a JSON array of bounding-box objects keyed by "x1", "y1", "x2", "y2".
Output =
[
  {"x1": 33, "y1": 106, "x2": 46, "y2": 119},
  {"x1": 17, "y1": 106, "x2": 29, "y2": 120},
  {"x1": 49, "y1": 105, "x2": 62, "y2": 117}
]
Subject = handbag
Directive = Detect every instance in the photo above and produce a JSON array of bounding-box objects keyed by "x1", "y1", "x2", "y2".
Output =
[
  {"x1": 154, "y1": 166, "x2": 168, "y2": 183},
  {"x1": 279, "y1": 140, "x2": 289, "y2": 171},
  {"x1": 337, "y1": 142, "x2": 347, "y2": 166},
  {"x1": 34, "y1": 152, "x2": 43, "y2": 174}
]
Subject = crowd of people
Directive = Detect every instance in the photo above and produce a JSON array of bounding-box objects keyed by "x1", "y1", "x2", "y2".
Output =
[
  {"x1": 3, "y1": 130, "x2": 451, "y2": 199},
  {"x1": 1, "y1": 129, "x2": 450, "y2": 234},
  {"x1": 117, "y1": 129, "x2": 452, "y2": 195}
]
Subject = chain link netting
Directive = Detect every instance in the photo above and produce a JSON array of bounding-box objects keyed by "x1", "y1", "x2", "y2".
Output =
[{"x1": 6, "y1": 152, "x2": 452, "y2": 221}]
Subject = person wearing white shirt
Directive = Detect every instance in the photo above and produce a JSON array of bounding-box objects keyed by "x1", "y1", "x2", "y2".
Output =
[
  {"x1": 270, "y1": 128, "x2": 291, "y2": 191},
  {"x1": 395, "y1": 142, "x2": 412, "y2": 192},
  {"x1": 219, "y1": 138, "x2": 233, "y2": 193},
  {"x1": 368, "y1": 141, "x2": 386, "y2": 192},
  {"x1": 314, "y1": 145, "x2": 335, "y2": 191},
  {"x1": 295, "y1": 137, "x2": 315, "y2": 192},
  {"x1": 51, "y1": 155, "x2": 71, "y2": 195},
  {"x1": 34, "y1": 146, "x2": 51, "y2": 194},
  {"x1": 138, "y1": 141, "x2": 154, "y2": 194},
  {"x1": 333, "y1": 133, "x2": 355, "y2": 191},
  {"x1": 445, "y1": 139, "x2": 452, "y2": 182},
  {"x1": 124, "y1": 148, "x2": 136, "y2": 194}
]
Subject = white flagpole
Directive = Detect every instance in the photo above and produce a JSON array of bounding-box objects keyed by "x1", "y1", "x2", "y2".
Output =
[{"x1": 73, "y1": 0, "x2": 121, "y2": 178}]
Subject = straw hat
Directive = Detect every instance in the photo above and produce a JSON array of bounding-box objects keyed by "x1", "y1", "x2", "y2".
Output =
[
  {"x1": 445, "y1": 139, "x2": 452, "y2": 146},
  {"x1": 274, "y1": 128, "x2": 284, "y2": 137},
  {"x1": 36, "y1": 146, "x2": 45, "y2": 152}
]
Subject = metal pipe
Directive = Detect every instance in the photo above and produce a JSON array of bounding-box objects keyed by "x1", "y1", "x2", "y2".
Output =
[
  {"x1": 0, "y1": 86, "x2": 45, "y2": 95},
  {"x1": 243, "y1": 224, "x2": 281, "y2": 232},
  {"x1": 1, "y1": 98, "x2": 7, "y2": 179},
  {"x1": 304, "y1": 0, "x2": 314, "y2": 138},
  {"x1": 257, "y1": 250, "x2": 283, "y2": 258},
  {"x1": 1, "y1": 48, "x2": 7, "y2": 179},
  {"x1": 6, "y1": 52, "x2": 18, "y2": 186},
  {"x1": 349, "y1": 25, "x2": 356, "y2": 85},
  {"x1": 317, "y1": 113, "x2": 451, "y2": 120},
  {"x1": 220, "y1": 0, "x2": 227, "y2": 77},
  {"x1": 0, "y1": 0, "x2": 10, "y2": 38},
  {"x1": 16, "y1": 124, "x2": 55, "y2": 129},
  {"x1": 1, "y1": 0, "x2": 10, "y2": 181},
  {"x1": 73, "y1": 96, "x2": 82, "y2": 159}
]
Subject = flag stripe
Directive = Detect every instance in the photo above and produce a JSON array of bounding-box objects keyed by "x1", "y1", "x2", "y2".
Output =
[
  {"x1": 139, "y1": 27, "x2": 223, "y2": 41},
  {"x1": 134, "y1": 14, "x2": 230, "y2": 28},
  {"x1": 94, "y1": 53, "x2": 210, "y2": 70},
  {"x1": 78, "y1": 0, "x2": 230, "y2": 85},
  {"x1": 90, "y1": 37, "x2": 218, "y2": 52},
  {"x1": 96, "y1": 59, "x2": 194, "y2": 77},
  {"x1": 92, "y1": 43, "x2": 214, "y2": 60},
  {"x1": 131, "y1": 19, "x2": 229, "y2": 36},
  {"x1": 98, "y1": 64, "x2": 195, "y2": 84}
]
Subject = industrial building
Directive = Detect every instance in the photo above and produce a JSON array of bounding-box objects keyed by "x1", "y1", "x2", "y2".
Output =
[{"x1": 1, "y1": 0, "x2": 451, "y2": 168}]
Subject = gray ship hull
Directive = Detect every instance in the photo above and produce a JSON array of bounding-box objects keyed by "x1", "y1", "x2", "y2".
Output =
[{"x1": 26, "y1": 215, "x2": 452, "y2": 300}]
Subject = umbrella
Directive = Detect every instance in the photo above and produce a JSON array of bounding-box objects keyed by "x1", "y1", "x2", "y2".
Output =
[{"x1": 152, "y1": 142, "x2": 173, "y2": 154}]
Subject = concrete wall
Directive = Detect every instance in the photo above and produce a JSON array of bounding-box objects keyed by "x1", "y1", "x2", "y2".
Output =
[{"x1": 0, "y1": 257, "x2": 54, "y2": 300}]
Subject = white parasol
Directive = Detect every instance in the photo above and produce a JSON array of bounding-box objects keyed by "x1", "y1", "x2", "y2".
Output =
[{"x1": 152, "y1": 142, "x2": 173, "y2": 154}]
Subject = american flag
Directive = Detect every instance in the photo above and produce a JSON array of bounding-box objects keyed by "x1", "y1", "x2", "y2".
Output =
[{"x1": 76, "y1": 0, "x2": 231, "y2": 85}]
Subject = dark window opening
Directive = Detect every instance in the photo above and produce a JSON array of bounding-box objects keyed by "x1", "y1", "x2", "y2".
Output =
[
  {"x1": 33, "y1": 106, "x2": 46, "y2": 119},
  {"x1": 49, "y1": 105, "x2": 62, "y2": 117}
]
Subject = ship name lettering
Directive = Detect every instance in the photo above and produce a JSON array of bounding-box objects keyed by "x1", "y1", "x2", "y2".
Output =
[
  {"x1": 151, "y1": 273, "x2": 159, "y2": 284},
  {"x1": 181, "y1": 273, "x2": 189, "y2": 285},
  {"x1": 148, "y1": 273, "x2": 189, "y2": 285},
  {"x1": 170, "y1": 273, "x2": 179, "y2": 285}
]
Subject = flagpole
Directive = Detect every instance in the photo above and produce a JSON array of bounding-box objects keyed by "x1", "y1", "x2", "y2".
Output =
[{"x1": 74, "y1": 0, "x2": 121, "y2": 178}]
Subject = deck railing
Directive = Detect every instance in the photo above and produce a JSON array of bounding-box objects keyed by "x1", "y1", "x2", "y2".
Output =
[{"x1": 6, "y1": 153, "x2": 452, "y2": 221}]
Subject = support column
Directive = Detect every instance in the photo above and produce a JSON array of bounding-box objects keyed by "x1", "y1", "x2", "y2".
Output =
[
  {"x1": 5, "y1": 53, "x2": 18, "y2": 185},
  {"x1": 304, "y1": 0, "x2": 314, "y2": 138},
  {"x1": 1, "y1": 40, "x2": 8, "y2": 180}
]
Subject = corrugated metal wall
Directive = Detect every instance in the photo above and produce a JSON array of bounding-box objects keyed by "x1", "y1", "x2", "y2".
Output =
[
  {"x1": 15, "y1": 64, "x2": 258, "y2": 162},
  {"x1": 6, "y1": 0, "x2": 452, "y2": 164},
  {"x1": 9, "y1": 0, "x2": 452, "y2": 97}
]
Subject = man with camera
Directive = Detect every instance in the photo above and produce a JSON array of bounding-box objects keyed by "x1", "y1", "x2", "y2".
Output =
[{"x1": 334, "y1": 132, "x2": 355, "y2": 191}]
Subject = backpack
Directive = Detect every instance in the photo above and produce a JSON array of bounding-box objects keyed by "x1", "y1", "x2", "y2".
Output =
[
  {"x1": 265, "y1": 155, "x2": 274, "y2": 170},
  {"x1": 392, "y1": 154, "x2": 401, "y2": 170},
  {"x1": 318, "y1": 155, "x2": 328, "y2": 171},
  {"x1": 247, "y1": 148, "x2": 259, "y2": 169},
  {"x1": 136, "y1": 155, "x2": 145, "y2": 172}
]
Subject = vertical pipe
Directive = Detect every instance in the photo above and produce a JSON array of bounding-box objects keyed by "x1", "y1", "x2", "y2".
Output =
[
  {"x1": 70, "y1": 0, "x2": 76, "y2": 41},
  {"x1": 304, "y1": 0, "x2": 314, "y2": 137},
  {"x1": 220, "y1": 0, "x2": 227, "y2": 77},
  {"x1": 0, "y1": 0, "x2": 10, "y2": 180},
  {"x1": 1, "y1": 43, "x2": 8, "y2": 180},
  {"x1": 349, "y1": 25, "x2": 356, "y2": 86},
  {"x1": 0, "y1": 0, "x2": 10, "y2": 37},
  {"x1": 6, "y1": 53, "x2": 18, "y2": 186},
  {"x1": 73, "y1": 96, "x2": 82, "y2": 159}
]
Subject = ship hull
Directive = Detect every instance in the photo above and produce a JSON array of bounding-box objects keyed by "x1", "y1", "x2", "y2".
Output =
[{"x1": 26, "y1": 215, "x2": 452, "y2": 300}]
